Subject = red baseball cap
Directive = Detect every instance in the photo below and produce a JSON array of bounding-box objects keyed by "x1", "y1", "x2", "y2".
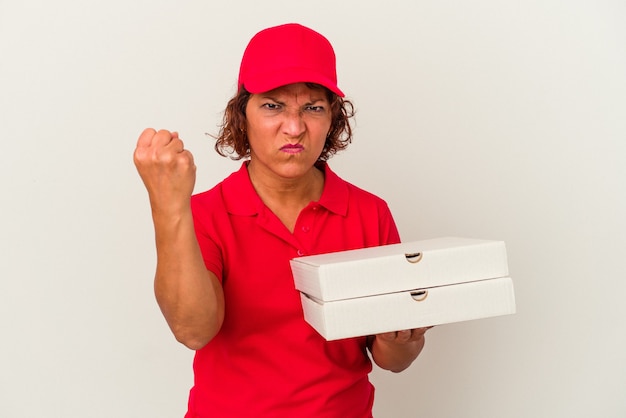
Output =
[{"x1": 238, "y1": 23, "x2": 344, "y2": 97}]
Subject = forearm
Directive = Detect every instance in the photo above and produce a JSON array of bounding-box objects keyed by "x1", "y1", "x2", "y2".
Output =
[
  {"x1": 152, "y1": 208, "x2": 224, "y2": 350},
  {"x1": 368, "y1": 329, "x2": 427, "y2": 373}
]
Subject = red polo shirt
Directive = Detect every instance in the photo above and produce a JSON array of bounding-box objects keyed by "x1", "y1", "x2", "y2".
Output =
[{"x1": 187, "y1": 162, "x2": 400, "y2": 418}]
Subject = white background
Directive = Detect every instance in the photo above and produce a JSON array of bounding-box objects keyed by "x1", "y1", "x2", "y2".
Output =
[{"x1": 1, "y1": 1, "x2": 625, "y2": 417}]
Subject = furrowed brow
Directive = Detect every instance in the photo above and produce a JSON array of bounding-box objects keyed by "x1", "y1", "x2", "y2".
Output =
[
  {"x1": 260, "y1": 95, "x2": 285, "y2": 105},
  {"x1": 305, "y1": 98, "x2": 326, "y2": 106}
]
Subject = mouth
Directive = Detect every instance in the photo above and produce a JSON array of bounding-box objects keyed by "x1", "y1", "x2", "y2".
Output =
[{"x1": 280, "y1": 144, "x2": 304, "y2": 154}]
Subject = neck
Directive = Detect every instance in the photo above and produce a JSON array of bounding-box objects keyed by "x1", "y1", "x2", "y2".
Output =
[
  {"x1": 247, "y1": 161, "x2": 324, "y2": 204},
  {"x1": 246, "y1": 160, "x2": 325, "y2": 232}
]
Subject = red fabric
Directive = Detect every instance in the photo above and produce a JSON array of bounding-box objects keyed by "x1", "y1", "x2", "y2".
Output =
[
  {"x1": 238, "y1": 23, "x2": 344, "y2": 97},
  {"x1": 187, "y1": 162, "x2": 400, "y2": 418}
]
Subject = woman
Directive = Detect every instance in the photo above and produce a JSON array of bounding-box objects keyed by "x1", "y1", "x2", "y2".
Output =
[{"x1": 134, "y1": 23, "x2": 429, "y2": 418}]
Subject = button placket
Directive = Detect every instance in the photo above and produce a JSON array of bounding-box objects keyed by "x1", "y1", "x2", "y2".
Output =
[{"x1": 293, "y1": 204, "x2": 321, "y2": 257}]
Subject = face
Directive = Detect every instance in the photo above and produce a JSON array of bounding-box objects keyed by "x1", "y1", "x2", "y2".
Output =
[{"x1": 245, "y1": 83, "x2": 332, "y2": 181}]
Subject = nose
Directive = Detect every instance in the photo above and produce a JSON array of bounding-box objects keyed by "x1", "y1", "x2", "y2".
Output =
[{"x1": 282, "y1": 109, "x2": 306, "y2": 138}]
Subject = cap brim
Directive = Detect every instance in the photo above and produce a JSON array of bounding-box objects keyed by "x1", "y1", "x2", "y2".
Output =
[{"x1": 243, "y1": 69, "x2": 344, "y2": 97}]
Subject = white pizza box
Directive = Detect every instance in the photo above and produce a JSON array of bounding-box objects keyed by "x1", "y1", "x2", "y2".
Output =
[
  {"x1": 299, "y1": 276, "x2": 516, "y2": 340},
  {"x1": 290, "y1": 237, "x2": 515, "y2": 341},
  {"x1": 290, "y1": 237, "x2": 509, "y2": 302}
]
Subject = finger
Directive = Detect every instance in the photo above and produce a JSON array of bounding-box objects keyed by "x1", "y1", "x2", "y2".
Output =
[
  {"x1": 408, "y1": 327, "x2": 430, "y2": 341},
  {"x1": 136, "y1": 128, "x2": 157, "y2": 148},
  {"x1": 177, "y1": 149, "x2": 196, "y2": 170},
  {"x1": 377, "y1": 331, "x2": 397, "y2": 342},
  {"x1": 182, "y1": 149, "x2": 195, "y2": 166},
  {"x1": 151, "y1": 129, "x2": 176, "y2": 147},
  {"x1": 166, "y1": 137, "x2": 186, "y2": 153},
  {"x1": 395, "y1": 330, "x2": 412, "y2": 342}
]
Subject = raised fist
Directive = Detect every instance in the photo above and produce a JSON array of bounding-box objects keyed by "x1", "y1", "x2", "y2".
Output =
[{"x1": 133, "y1": 128, "x2": 197, "y2": 213}]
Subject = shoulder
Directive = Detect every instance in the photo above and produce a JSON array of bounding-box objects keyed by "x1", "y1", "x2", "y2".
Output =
[
  {"x1": 191, "y1": 162, "x2": 257, "y2": 215},
  {"x1": 191, "y1": 180, "x2": 225, "y2": 209},
  {"x1": 345, "y1": 179, "x2": 387, "y2": 204},
  {"x1": 325, "y1": 164, "x2": 391, "y2": 208},
  {"x1": 323, "y1": 164, "x2": 400, "y2": 245}
]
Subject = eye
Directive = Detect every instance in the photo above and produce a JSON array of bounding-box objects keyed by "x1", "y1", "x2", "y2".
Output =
[
  {"x1": 262, "y1": 102, "x2": 281, "y2": 110},
  {"x1": 305, "y1": 105, "x2": 325, "y2": 113}
]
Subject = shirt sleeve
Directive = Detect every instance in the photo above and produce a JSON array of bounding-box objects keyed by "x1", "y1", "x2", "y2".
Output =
[
  {"x1": 190, "y1": 193, "x2": 225, "y2": 283},
  {"x1": 379, "y1": 201, "x2": 402, "y2": 246}
]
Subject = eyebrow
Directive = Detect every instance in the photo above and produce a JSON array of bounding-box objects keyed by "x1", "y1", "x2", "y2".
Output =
[{"x1": 260, "y1": 95, "x2": 326, "y2": 106}]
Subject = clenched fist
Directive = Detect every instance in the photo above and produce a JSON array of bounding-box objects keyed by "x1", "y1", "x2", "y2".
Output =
[{"x1": 133, "y1": 128, "x2": 196, "y2": 214}]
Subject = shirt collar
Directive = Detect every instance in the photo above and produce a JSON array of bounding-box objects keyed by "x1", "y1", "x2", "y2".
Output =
[
  {"x1": 316, "y1": 162, "x2": 348, "y2": 216},
  {"x1": 222, "y1": 161, "x2": 349, "y2": 217},
  {"x1": 222, "y1": 161, "x2": 263, "y2": 216}
]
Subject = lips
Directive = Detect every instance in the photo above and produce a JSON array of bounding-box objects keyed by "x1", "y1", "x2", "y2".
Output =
[{"x1": 280, "y1": 144, "x2": 304, "y2": 154}]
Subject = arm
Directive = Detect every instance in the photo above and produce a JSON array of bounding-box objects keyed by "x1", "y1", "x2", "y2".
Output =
[
  {"x1": 367, "y1": 327, "x2": 430, "y2": 373},
  {"x1": 134, "y1": 128, "x2": 225, "y2": 350}
]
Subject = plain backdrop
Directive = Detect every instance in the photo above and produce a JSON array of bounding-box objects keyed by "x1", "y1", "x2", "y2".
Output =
[{"x1": 1, "y1": 1, "x2": 625, "y2": 417}]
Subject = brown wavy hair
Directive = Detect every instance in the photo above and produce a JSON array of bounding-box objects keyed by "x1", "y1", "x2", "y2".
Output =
[{"x1": 214, "y1": 83, "x2": 355, "y2": 161}]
